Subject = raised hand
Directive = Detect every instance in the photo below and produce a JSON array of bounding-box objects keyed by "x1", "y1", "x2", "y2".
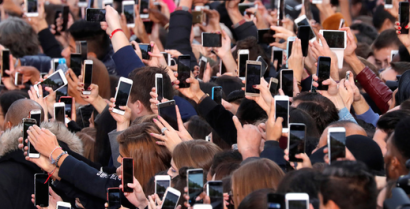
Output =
[{"x1": 233, "y1": 115, "x2": 262, "y2": 159}]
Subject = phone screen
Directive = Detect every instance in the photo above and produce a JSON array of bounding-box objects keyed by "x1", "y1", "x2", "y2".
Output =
[
  {"x1": 192, "y1": 11, "x2": 203, "y2": 24},
  {"x1": 124, "y1": 4, "x2": 135, "y2": 24},
  {"x1": 296, "y1": 18, "x2": 315, "y2": 40},
  {"x1": 80, "y1": 41, "x2": 87, "y2": 61},
  {"x1": 322, "y1": 31, "x2": 344, "y2": 48},
  {"x1": 258, "y1": 29, "x2": 275, "y2": 44},
  {"x1": 267, "y1": 193, "x2": 284, "y2": 209},
  {"x1": 245, "y1": 64, "x2": 261, "y2": 94},
  {"x1": 39, "y1": 71, "x2": 66, "y2": 97},
  {"x1": 275, "y1": 100, "x2": 288, "y2": 129},
  {"x1": 289, "y1": 124, "x2": 306, "y2": 162},
  {"x1": 317, "y1": 57, "x2": 331, "y2": 91},
  {"x1": 114, "y1": 81, "x2": 132, "y2": 110},
  {"x1": 400, "y1": 2, "x2": 409, "y2": 34},
  {"x1": 269, "y1": 79, "x2": 278, "y2": 96},
  {"x1": 108, "y1": 189, "x2": 121, "y2": 208},
  {"x1": 188, "y1": 171, "x2": 204, "y2": 205},
  {"x1": 257, "y1": 56, "x2": 268, "y2": 75},
  {"x1": 386, "y1": 0, "x2": 392, "y2": 4},
  {"x1": 139, "y1": 0, "x2": 149, "y2": 15},
  {"x1": 297, "y1": 26, "x2": 310, "y2": 57},
  {"x1": 162, "y1": 53, "x2": 169, "y2": 64},
  {"x1": 56, "y1": 85, "x2": 68, "y2": 102},
  {"x1": 281, "y1": 70, "x2": 293, "y2": 97},
  {"x1": 139, "y1": 44, "x2": 152, "y2": 60},
  {"x1": 162, "y1": 191, "x2": 179, "y2": 209},
  {"x1": 60, "y1": 98, "x2": 73, "y2": 117},
  {"x1": 158, "y1": 101, "x2": 178, "y2": 130},
  {"x1": 55, "y1": 106, "x2": 65, "y2": 122},
  {"x1": 156, "y1": 180, "x2": 170, "y2": 200},
  {"x1": 31, "y1": 113, "x2": 41, "y2": 126},
  {"x1": 86, "y1": 9, "x2": 106, "y2": 22},
  {"x1": 203, "y1": 33, "x2": 222, "y2": 47},
  {"x1": 143, "y1": 21, "x2": 154, "y2": 34},
  {"x1": 208, "y1": 182, "x2": 223, "y2": 209},
  {"x1": 177, "y1": 56, "x2": 191, "y2": 88},
  {"x1": 62, "y1": 6, "x2": 69, "y2": 31},
  {"x1": 273, "y1": 49, "x2": 283, "y2": 68},
  {"x1": 239, "y1": 53, "x2": 249, "y2": 77},
  {"x1": 239, "y1": 4, "x2": 253, "y2": 15},
  {"x1": 2, "y1": 50, "x2": 9, "y2": 77},
  {"x1": 27, "y1": 0, "x2": 38, "y2": 13},
  {"x1": 53, "y1": 60, "x2": 59, "y2": 71},
  {"x1": 70, "y1": 54, "x2": 82, "y2": 77},
  {"x1": 123, "y1": 158, "x2": 133, "y2": 192},
  {"x1": 156, "y1": 76, "x2": 163, "y2": 101},
  {"x1": 212, "y1": 87, "x2": 222, "y2": 105},
  {"x1": 23, "y1": 120, "x2": 36, "y2": 150},
  {"x1": 199, "y1": 59, "x2": 206, "y2": 77},
  {"x1": 287, "y1": 41, "x2": 294, "y2": 59},
  {"x1": 288, "y1": 200, "x2": 307, "y2": 209},
  {"x1": 35, "y1": 174, "x2": 49, "y2": 207},
  {"x1": 84, "y1": 63, "x2": 93, "y2": 90},
  {"x1": 330, "y1": 132, "x2": 346, "y2": 162}
]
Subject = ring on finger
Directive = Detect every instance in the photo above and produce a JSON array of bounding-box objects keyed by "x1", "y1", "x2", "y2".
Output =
[{"x1": 161, "y1": 127, "x2": 168, "y2": 134}]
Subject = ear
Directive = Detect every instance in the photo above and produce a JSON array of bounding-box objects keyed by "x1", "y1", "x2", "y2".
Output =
[
  {"x1": 87, "y1": 52, "x2": 97, "y2": 59},
  {"x1": 327, "y1": 200, "x2": 340, "y2": 209},
  {"x1": 390, "y1": 156, "x2": 403, "y2": 178},
  {"x1": 4, "y1": 121, "x2": 12, "y2": 130},
  {"x1": 381, "y1": 19, "x2": 394, "y2": 32}
]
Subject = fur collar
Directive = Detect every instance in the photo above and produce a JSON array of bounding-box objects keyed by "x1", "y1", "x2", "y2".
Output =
[{"x1": 0, "y1": 122, "x2": 83, "y2": 158}]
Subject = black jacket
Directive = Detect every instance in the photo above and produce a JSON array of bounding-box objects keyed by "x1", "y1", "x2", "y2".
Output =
[
  {"x1": 260, "y1": 141, "x2": 286, "y2": 171},
  {"x1": 20, "y1": 55, "x2": 52, "y2": 73},
  {"x1": 38, "y1": 29, "x2": 62, "y2": 58}
]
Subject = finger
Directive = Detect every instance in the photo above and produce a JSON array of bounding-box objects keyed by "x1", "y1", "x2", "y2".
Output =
[
  {"x1": 175, "y1": 105, "x2": 184, "y2": 130},
  {"x1": 232, "y1": 115, "x2": 243, "y2": 132},
  {"x1": 157, "y1": 115, "x2": 175, "y2": 131}
]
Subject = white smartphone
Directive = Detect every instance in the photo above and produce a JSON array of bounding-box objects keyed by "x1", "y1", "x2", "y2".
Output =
[
  {"x1": 155, "y1": 73, "x2": 164, "y2": 101},
  {"x1": 319, "y1": 30, "x2": 347, "y2": 49},
  {"x1": 391, "y1": 50, "x2": 399, "y2": 62},
  {"x1": 30, "y1": 109, "x2": 42, "y2": 126},
  {"x1": 26, "y1": 118, "x2": 39, "y2": 158},
  {"x1": 193, "y1": 205, "x2": 213, "y2": 209},
  {"x1": 385, "y1": 0, "x2": 393, "y2": 9},
  {"x1": 160, "y1": 187, "x2": 181, "y2": 209},
  {"x1": 56, "y1": 201, "x2": 72, "y2": 209},
  {"x1": 51, "y1": 58, "x2": 60, "y2": 72},
  {"x1": 294, "y1": 15, "x2": 316, "y2": 41},
  {"x1": 286, "y1": 37, "x2": 296, "y2": 67},
  {"x1": 34, "y1": 69, "x2": 68, "y2": 98},
  {"x1": 82, "y1": 59, "x2": 93, "y2": 95},
  {"x1": 25, "y1": 0, "x2": 38, "y2": 17},
  {"x1": 327, "y1": 127, "x2": 346, "y2": 164},
  {"x1": 139, "y1": 0, "x2": 150, "y2": 19},
  {"x1": 14, "y1": 72, "x2": 23, "y2": 86},
  {"x1": 103, "y1": 0, "x2": 113, "y2": 6},
  {"x1": 78, "y1": 0, "x2": 87, "y2": 7},
  {"x1": 245, "y1": 60, "x2": 262, "y2": 97},
  {"x1": 339, "y1": 19, "x2": 345, "y2": 29},
  {"x1": 123, "y1": 1, "x2": 135, "y2": 28},
  {"x1": 113, "y1": 77, "x2": 133, "y2": 115},
  {"x1": 155, "y1": 175, "x2": 171, "y2": 200},
  {"x1": 161, "y1": 52, "x2": 175, "y2": 66},
  {"x1": 274, "y1": 95, "x2": 289, "y2": 133},
  {"x1": 285, "y1": 193, "x2": 309, "y2": 209},
  {"x1": 54, "y1": 102, "x2": 65, "y2": 123},
  {"x1": 238, "y1": 49, "x2": 249, "y2": 78},
  {"x1": 312, "y1": 0, "x2": 322, "y2": 4}
]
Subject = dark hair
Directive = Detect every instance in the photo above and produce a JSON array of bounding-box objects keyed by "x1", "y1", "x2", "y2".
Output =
[
  {"x1": 392, "y1": 117, "x2": 410, "y2": 160},
  {"x1": 372, "y1": 29, "x2": 403, "y2": 50},
  {"x1": 210, "y1": 150, "x2": 242, "y2": 177},
  {"x1": 215, "y1": 75, "x2": 245, "y2": 97},
  {"x1": 236, "y1": 99, "x2": 267, "y2": 124},
  {"x1": 0, "y1": 90, "x2": 28, "y2": 116},
  {"x1": 187, "y1": 115, "x2": 212, "y2": 139},
  {"x1": 289, "y1": 107, "x2": 320, "y2": 155},
  {"x1": 372, "y1": 5, "x2": 395, "y2": 30},
  {"x1": 390, "y1": 62, "x2": 410, "y2": 75},
  {"x1": 355, "y1": 42, "x2": 372, "y2": 58},
  {"x1": 232, "y1": 37, "x2": 270, "y2": 71},
  {"x1": 400, "y1": 98, "x2": 410, "y2": 111},
  {"x1": 356, "y1": 119, "x2": 376, "y2": 139},
  {"x1": 350, "y1": 23, "x2": 378, "y2": 45},
  {"x1": 214, "y1": 161, "x2": 241, "y2": 180},
  {"x1": 211, "y1": 130, "x2": 232, "y2": 150},
  {"x1": 376, "y1": 110, "x2": 410, "y2": 136},
  {"x1": 237, "y1": 188, "x2": 276, "y2": 209},
  {"x1": 320, "y1": 161, "x2": 377, "y2": 209}
]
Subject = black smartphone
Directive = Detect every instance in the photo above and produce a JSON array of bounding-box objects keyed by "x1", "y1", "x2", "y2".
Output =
[
  {"x1": 295, "y1": 17, "x2": 315, "y2": 40},
  {"x1": 269, "y1": 78, "x2": 278, "y2": 96},
  {"x1": 238, "y1": 50, "x2": 249, "y2": 77},
  {"x1": 287, "y1": 40, "x2": 294, "y2": 61},
  {"x1": 139, "y1": 44, "x2": 152, "y2": 60},
  {"x1": 202, "y1": 33, "x2": 222, "y2": 47},
  {"x1": 280, "y1": 70, "x2": 293, "y2": 97},
  {"x1": 272, "y1": 47, "x2": 283, "y2": 70},
  {"x1": 177, "y1": 55, "x2": 191, "y2": 88},
  {"x1": 328, "y1": 128, "x2": 346, "y2": 163},
  {"x1": 157, "y1": 100, "x2": 178, "y2": 130},
  {"x1": 61, "y1": 6, "x2": 69, "y2": 31},
  {"x1": 317, "y1": 56, "x2": 331, "y2": 91},
  {"x1": 86, "y1": 9, "x2": 106, "y2": 22},
  {"x1": 59, "y1": 97, "x2": 73, "y2": 118},
  {"x1": 122, "y1": 158, "x2": 134, "y2": 193},
  {"x1": 400, "y1": 2, "x2": 409, "y2": 34},
  {"x1": 267, "y1": 193, "x2": 285, "y2": 209},
  {"x1": 258, "y1": 29, "x2": 276, "y2": 44},
  {"x1": 70, "y1": 54, "x2": 82, "y2": 77},
  {"x1": 212, "y1": 86, "x2": 222, "y2": 105},
  {"x1": 143, "y1": 21, "x2": 154, "y2": 34},
  {"x1": 54, "y1": 11, "x2": 62, "y2": 36},
  {"x1": 288, "y1": 123, "x2": 306, "y2": 162},
  {"x1": 107, "y1": 188, "x2": 121, "y2": 209},
  {"x1": 297, "y1": 26, "x2": 310, "y2": 57},
  {"x1": 275, "y1": 96, "x2": 289, "y2": 130},
  {"x1": 245, "y1": 61, "x2": 262, "y2": 95},
  {"x1": 34, "y1": 173, "x2": 49, "y2": 207},
  {"x1": 23, "y1": 118, "x2": 36, "y2": 150},
  {"x1": 2, "y1": 49, "x2": 10, "y2": 78},
  {"x1": 187, "y1": 169, "x2": 204, "y2": 205},
  {"x1": 155, "y1": 74, "x2": 163, "y2": 101},
  {"x1": 208, "y1": 181, "x2": 223, "y2": 209},
  {"x1": 322, "y1": 31, "x2": 345, "y2": 48}
]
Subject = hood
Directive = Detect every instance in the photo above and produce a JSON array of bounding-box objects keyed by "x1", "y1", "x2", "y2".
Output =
[{"x1": 0, "y1": 122, "x2": 83, "y2": 158}]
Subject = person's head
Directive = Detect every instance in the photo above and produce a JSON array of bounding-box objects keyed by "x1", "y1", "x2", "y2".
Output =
[
  {"x1": 317, "y1": 120, "x2": 367, "y2": 149},
  {"x1": 385, "y1": 117, "x2": 410, "y2": 180},
  {"x1": 375, "y1": 110, "x2": 410, "y2": 147},
  {"x1": 186, "y1": 115, "x2": 212, "y2": 140},
  {"x1": 4, "y1": 99, "x2": 44, "y2": 130},
  {"x1": 0, "y1": 90, "x2": 28, "y2": 130},
  {"x1": 237, "y1": 188, "x2": 276, "y2": 209},
  {"x1": 232, "y1": 37, "x2": 269, "y2": 67},
  {"x1": 214, "y1": 75, "x2": 244, "y2": 97},
  {"x1": 76, "y1": 127, "x2": 96, "y2": 162},
  {"x1": 231, "y1": 159, "x2": 285, "y2": 208},
  {"x1": 116, "y1": 122, "x2": 172, "y2": 191},
  {"x1": 289, "y1": 107, "x2": 320, "y2": 155},
  {"x1": 319, "y1": 161, "x2": 377, "y2": 209},
  {"x1": 0, "y1": 17, "x2": 40, "y2": 58},
  {"x1": 380, "y1": 62, "x2": 410, "y2": 82},
  {"x1": 208, "y1": 150, "x2": 242, "y2": 180},
  {"x1": 236, "y1": 99, "x2": 267, "y2": 125},
  {"x1": 225, "y1": 90, "x2": 245, "y2": 115},
  {"x1": 351, "y1": 0, "x2": 369, "y2": 17},
  {"x1": 372, "y1": 29, "x2": 402, "y2": 69},
  {"x1": 355, "y1": 42, "x2": 372, "y2": 59},
  {"x1": 128, "y1": 66, "x2": 173, "y2": 121},
  {"x1": 169, "y1": 140, "x2": 222, "y2": 178},
  {"x1": 372, "y1": 5, "x2": 395, "y2": 33}
]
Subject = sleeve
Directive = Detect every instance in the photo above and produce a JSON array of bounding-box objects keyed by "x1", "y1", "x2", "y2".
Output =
[
  {"x1": 38, "y1": 29, "x2": 62, "y2": 58},
  {"x1": 338, "y1": 107, "x2": 358, "y2": 124},
  {"x1": 260, "y1": 141, "x2": 286, "y2": 171},
  {"x1": 108, "y1": 130, "x2": 123, "y2": 168},
  {"x1": 53, "y1": 180, "x2": 106, "y2": 208},
  {"x1": 112, "y1": 45, "x2": 145, "y2": 77},
  {"x1": 355, "y1": 108, "x2": 379, "y2": 127},
  {"x1": 67, "y1": 121, "x2": 82, "y2": 133},
  {"x1": 0, "y1": 188, "x2": 13, "y2": 209},
  {"x1": 301, "y1": 75, "x2": 312, "y2": 92},
  {"x1": 233, "y1": 21, "x2": 258, "y2": 41}
]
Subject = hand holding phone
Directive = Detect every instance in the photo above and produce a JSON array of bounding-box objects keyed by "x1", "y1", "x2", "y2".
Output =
[{"x1": 177, "y1": 55, "x2": 191, "y2": 88}]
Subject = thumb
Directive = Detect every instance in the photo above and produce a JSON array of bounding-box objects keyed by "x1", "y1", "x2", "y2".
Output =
[
  {"x1": 232, "y1": 116, "x2": 243, "y2": 132},
  {"x1": 49, "y1": 187, "x2": 59, "y2": 199}
]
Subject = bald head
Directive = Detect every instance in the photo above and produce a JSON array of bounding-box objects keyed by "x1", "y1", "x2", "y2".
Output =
[
  {"x1": 4, "y1": 99, "x2": 43, "y2": 129},
  {"x1": 318, "y1": 121, "x2": 367, "y2": 148}
]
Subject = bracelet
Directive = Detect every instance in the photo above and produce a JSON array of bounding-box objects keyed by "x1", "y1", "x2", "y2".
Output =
[
  {"x1": 49, "y1": 146, "x2": 62, "y2": 161},
  {"x1": 232, "y1": 19, "x2": 246, "y2": 29},
  {"x1": 110, "y1": 29, "x2": 123, "y2": 39},
  {"x1": 45, "y1": 167, "x2": 57, "y2": 184},
  {"x1": 52, "y1": 151, "x2": 67, "y2": 167},
  {"x1": 198, "y1": 93, "x2": 209, "y2": 104}
]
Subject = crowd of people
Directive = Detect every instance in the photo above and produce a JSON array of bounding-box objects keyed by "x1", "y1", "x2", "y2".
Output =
[{"x1": 0, "y1": 0, "x2": 410, "y2": 208}]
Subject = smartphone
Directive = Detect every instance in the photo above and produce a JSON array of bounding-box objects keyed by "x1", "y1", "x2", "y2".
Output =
[
  {"x1": 139, "y1": 0, "x2": 149, "y2": 19},
  {"x1": 328, "y1": 127, "x2": 346, "y2": 163},
  {"x1": 199, "y1": 56, "x2": 207, "y2": 78},
  {"x1": 157, "y1": 100, "x2": 178, "y2": 130},
  {"x1": 78, "y1": 0, "x2": 87, "y2": 7},
  {"x1": 294, "y1": 15, "x2": 316, "y2": 41},
  {"x1": 26, "y1": 0, "x2": 38, "y2": 17},
  {"x1": 339, "y1": 19, "x2": 345, "y2": 29},
  {"x1": 23, "y1": 118, "x2": 36, "y2": 152},
  {"x1": 391, "y1": 50, "x2": 399, "y2": 61},
  {"x1": 201, "y1": 33, "x2": 222, "y2": 47},
  {"x1": 385, "y1": 0, "x2": 393, "y2": 9},
  {"x1": 161, "y1": 187, "x2": 181, "y2": 209},
  {"x1": 187, "y1": 168, "x2": 204, "y2": 205},
  {"x1": 154, "y1": 1, "x2": 162, "y2": 11},
  {"x1": 193, "y1": 205, "x2": 212, "y2": 209},
  {"x1": 139, "y1": 44, "x2": 152, "y2": 60},
  {"x1": 257, "y1": 29, "x2": 275, "y2": 44},
  {"x1": 256, "y1": 56, "x2": 268, "y2": 76},
  {"x1": 122, "y1": 158, "x2": 134, "y2": 192},
  {"x1": 51, "y1": 58, "x2": 60, "y2": 72},
  {"x1": 345, "y1": 71, "x2": 351, "y2": 80},
  {"x1": 316, "y1": 56, "x2": 331, "y2": 91},
  {"x1": 54, "y1": 102, "x2": 65, "y2": 123},
  {"x1": 113, "y1": 77, "x2": 133, "y2": 115},
  {"x1": 177, "y1": 55, "x2": 191, "y2": 88},
  {"x1": 30, "y1": 110, "x2": 42, "y2": 126},
  {"x1": 285, "y1": 193, "x2": 309, "y2": 209},
  {"x1": 107, "y1": 188, "x2": 121, "y2": 209},
  {"x1": 238, "y1": 3, "x2": 255, "y2": 16},
  {"x1": 61, "y1": 6, "x2": 69, "y2": 31},
  {"x1": 274, "y1": 95, "x2": 289, "y2": 132},
  {"x1": 34, "y1": 173, "x2": 49, "y2": 207},
  {"x1": 238, "y1": 49, "x2": 249, "y2": 78},
  {"x1": 245, "y1": 60, "x2": 261, "y2": 96},
  {"x1": 192, "y1": 11, "x2": 204, "y2": 25},
  {"x1": 272, "y1": 47, "x2": 283, "y2": 70},
  {"x1": 212, "y1": 86, "x2": 222, "y2": 105},
  {"x1": 86, "y1": 9, "x2": 106, "y2": 22},
  {"x1": 56, "y1": 85, "x2": 68, "y2": 102},
  {"x1": 155, "y1": 175, "x2": 171, "y2": 200},
  {"x1": 267, "y1": 193, "x2": 285, "y2": 209},
  {"x1": 70, "y1": 53, "x2": 83, "y2": 77},
  {"x1": 82, "y1": 60, "x2": 93, "y2": 95},
  {"x1": 280, "y1": 69, "x2": 293, "y2": 97},
  {"x1": 286, "y1": 37, "x2": 296, "y2": 67},
  {"x1": 103, "y1": 0, "x2": 113, "y2": 6},
  {"x1": 320, "y1": 30, "x2": 346, "y2": 49},
  {"x1": 399, "y1": 2, "x2": 409, "y2": 34},
  {"x1": 123, "y1": 1, "x2": 135, "y2": 28},
  {"x1": 162, "y1": 52, "x2": 175, "y2": 66},
  {"x1": 312, "y1": 0, "x2": 322, "y2": 3},
  {"x1": 34, "y1": 69, "x2": 68, "y2": 98},
  {"x1": 1, "y1": 49, "x2": 9, "y2": 78},
  {"x1": 77, "y1": 41, "x2": 87, "y2": 61},
  {"x1": 297, "y1": 26, "x2": 310, "y2": 57},
  {"x1": 207, "y1": 181, "x2": 223, "y2": 209},
  {"x1": 14, "y1": 72, "x2": 23, "y2": 86},
  {"x1": 288, "y1": 123, "x2": 306, "y2": 162},
  {"x1": 56, "y1": 201, "x2": 71, "y2": 209},
  {"x1": 269, "y1": 78, "x2": 278, "y2": 96},
  {"x1": 155, "y1": 73, "x2": 164, "y2": 101},
  {"x1": 59, "y1": 96, "x2": 74, "y2": 119},
  {"x1": 277, "y1": 0, "x2": 284, "y2": 26},
  {"x1": 143, "y1": 20, "x2": 154, "y2": 34}
]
